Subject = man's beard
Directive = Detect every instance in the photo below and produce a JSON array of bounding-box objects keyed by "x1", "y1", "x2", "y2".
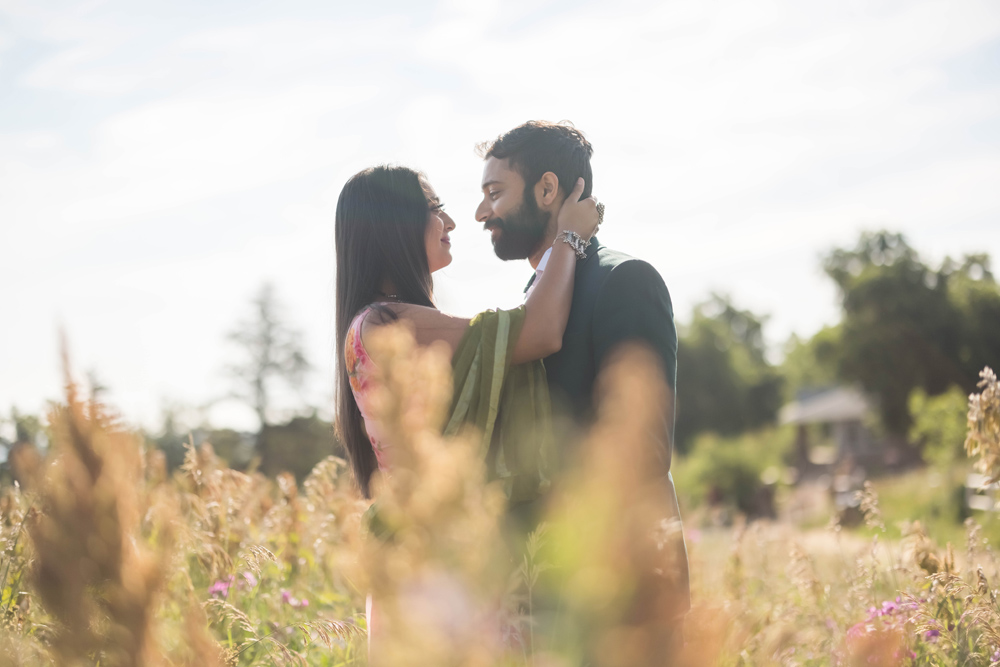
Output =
[{"x1": 487, "y1": 192, "x2": 550, "y2": 261}]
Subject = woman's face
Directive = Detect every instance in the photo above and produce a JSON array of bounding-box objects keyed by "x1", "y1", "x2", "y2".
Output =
[{"x1": 421, "y1": 178, "x2": 456, "y2": 273}]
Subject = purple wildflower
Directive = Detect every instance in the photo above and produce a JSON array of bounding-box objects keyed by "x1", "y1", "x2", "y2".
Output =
[
  {"x1": 209, "y1": 575, "x2": 235, "y2": 599},
  {"x1": 281, "y1": 588, "x2": 307, "y2": 607},
  {"x1": 240, "y1": 571, "x2": 258, "y2": 589}
]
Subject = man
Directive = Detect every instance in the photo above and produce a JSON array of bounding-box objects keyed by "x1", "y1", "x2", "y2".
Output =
[{"x1": 475, "y1": 120, "x2": 690, "y2": 654}]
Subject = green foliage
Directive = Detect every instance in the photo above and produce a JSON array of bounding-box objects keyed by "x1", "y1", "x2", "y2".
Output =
[
  {"x1": 947, "y1": 256, "x2": 1000, "y2": 374},
  {"x1": 780, "y1": 326, "x2": 842, "y2": 401},
  {"x1": 675, "y1": 295, "x2": 784, "y2": 453},
  {"x1": 675, "y1": 426, "x2": 793, "y2": 517},
  {"x1": 10, "y1": 409, "x2": 42, "y2": 445},
  {"x1": 207, "y1": 428, "x2": 254, "y2": 468},
  {"x1": 260, "y1": 413, "x2": 341, "y2": 482},
  {"x1": 150, "y1": 405, "x2": 194, "y2": 470},
  {"x1": 822, "y1": 230, "x2": 1000, "y2": 436},
  {"x1": 909, "y1": 386, "x2": 969, "y2": 468},
  {"x1": 866, "y1": 467, "x2": 993, "y2": 544},
  {"x1": 151, "y1": 414, "x2": 340, "y2": 481}
]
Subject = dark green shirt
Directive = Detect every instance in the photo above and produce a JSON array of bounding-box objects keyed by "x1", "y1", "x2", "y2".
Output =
[{"x1": 525, "y1": 237, "x2": 690, "y2": 617}]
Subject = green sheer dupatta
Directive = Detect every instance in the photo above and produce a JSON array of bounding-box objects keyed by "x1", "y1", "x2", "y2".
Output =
[{"x1": 445, "y1": 306, "x2": 553, "y2": 504}]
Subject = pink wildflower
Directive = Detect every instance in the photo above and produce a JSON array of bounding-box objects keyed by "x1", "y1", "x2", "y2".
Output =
[
  {"x1": 209, "y1": 575, "x2": 235, "y2": 599},
  {"x1": 241, "y1": 571, "x2": 258, "y2": 589},
  {"x1": 281, "y1": 588, "x2": 307, "y2": 607}
]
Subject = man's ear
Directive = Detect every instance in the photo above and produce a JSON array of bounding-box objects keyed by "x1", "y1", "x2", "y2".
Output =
[{"x1": 534, "y1": 171, "x2": 561, "y2": 209}]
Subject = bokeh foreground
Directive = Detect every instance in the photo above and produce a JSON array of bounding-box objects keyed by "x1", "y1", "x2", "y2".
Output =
[{"x1": 1, "y1": 328, "x2": 999, "y2": 666}]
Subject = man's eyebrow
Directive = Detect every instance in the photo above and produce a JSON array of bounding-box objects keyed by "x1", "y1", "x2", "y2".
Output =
[{"x1": 481, "y1": 179, "x2": 502, "y2": 190}]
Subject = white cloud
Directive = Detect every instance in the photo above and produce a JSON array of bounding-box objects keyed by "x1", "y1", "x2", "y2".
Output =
[{"x1": 62, "y1": 85, "x2": 373, "y2": 224}]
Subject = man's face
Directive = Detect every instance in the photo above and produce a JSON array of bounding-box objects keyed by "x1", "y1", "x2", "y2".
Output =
[{"x1": 475, "y1": 157, "x2": 549, "y2": 261}]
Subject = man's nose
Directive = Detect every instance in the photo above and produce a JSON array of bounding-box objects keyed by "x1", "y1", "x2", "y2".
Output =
[{"x1": 475, "y1": 200, "x2": 490, "y2": 224}]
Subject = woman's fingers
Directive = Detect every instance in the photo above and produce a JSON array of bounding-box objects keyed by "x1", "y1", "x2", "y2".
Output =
[{"x1": 556, "y1": 178, "x2": 601, "y2": 238}]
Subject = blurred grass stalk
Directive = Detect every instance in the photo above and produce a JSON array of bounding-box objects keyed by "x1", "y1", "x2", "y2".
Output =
[
  {"x1": 359, "y1": 325, "x2": 694, "y2": 666},
  {"x1": 1, "y1": 323, "x2": 999, "y2": 665}
]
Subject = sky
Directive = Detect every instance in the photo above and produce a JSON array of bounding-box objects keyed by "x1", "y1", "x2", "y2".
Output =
[{"x1": 1, "y1": 0, "x2": 999, "y2": 434}]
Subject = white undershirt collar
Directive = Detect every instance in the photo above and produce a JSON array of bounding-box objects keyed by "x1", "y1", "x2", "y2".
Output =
[{"x1": 535, "y1": 246, "x2": 553, "y2": 272}]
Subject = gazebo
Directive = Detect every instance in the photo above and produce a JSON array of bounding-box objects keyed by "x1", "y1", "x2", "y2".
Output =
[{"x1": 780, "y1": 386, "x2": 875, "y2": 472}]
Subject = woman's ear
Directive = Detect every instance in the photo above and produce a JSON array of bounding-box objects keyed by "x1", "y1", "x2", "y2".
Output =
[{"x1": 535, "y1": 171, "x2": 561, "y2": 208}]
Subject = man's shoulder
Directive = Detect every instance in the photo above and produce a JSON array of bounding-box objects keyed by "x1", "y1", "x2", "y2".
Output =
[
  {"x1": 592, "y1": 243, "x2": 636, "y2": 268},
  {"x1": 589, "y1": 244, "x2": 665, "y2": 285}
]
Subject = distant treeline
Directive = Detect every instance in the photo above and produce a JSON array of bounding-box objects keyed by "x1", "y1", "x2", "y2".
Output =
[
  {"x1": 5, "y1": 230, "x2": 997, "y2": 480},
  {"x1": 674, "y1": 230, "x2": 999, "y2": 453}
]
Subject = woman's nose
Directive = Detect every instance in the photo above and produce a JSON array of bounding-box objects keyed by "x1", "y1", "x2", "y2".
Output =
[{"x1": 445, "y1": 212, "x2": 456, "y2": 231}]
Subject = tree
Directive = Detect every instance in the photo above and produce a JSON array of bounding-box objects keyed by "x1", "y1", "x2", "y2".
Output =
[
  {"x1": 823, "y1": 230, "x2": 1000, "y2": 436},
  {"x1": 908, "y1": 386, "x2": 968, "y2": 468},
  {"x1": 946, "y1": 254, "x2": 1000, "y2": 381},
  {"x1": 150, "y1": 403, "x2": 200, "y2": 471},
  {"x1": 259, "y1": 412, "x2": 341, "y2": 482},
  {"x1": 11, "y1": 408, "x2": 43, "y2": 446},
  {"x1": 675, "y1": 295, "x2": 784, "y2": 453},
  {"x1": 226, "y1": 284, "x2": 311, "y2": 434},
  {"x1": 780, "y1": 326, "x2": 842, "y2": 401}
]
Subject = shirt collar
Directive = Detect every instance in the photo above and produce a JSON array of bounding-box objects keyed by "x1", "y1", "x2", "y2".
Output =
[
  {"x1": 535, "y1": 246, "x2": 553, "y2": 272},
  {"x1": 522, "y1": 237, "x2": 601, "y2": 294}
]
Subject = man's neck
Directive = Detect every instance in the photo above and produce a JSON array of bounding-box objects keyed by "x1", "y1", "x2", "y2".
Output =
[{"x1": 528, "y1": 216, "x2": 561, "y2": 269}]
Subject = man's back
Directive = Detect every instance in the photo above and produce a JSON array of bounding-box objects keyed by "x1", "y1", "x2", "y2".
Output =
[
  {"x1": 532, "y1": 238, "x2": 691, "y2": 619},
  {"x1": 543, "y1": 240, "x2": 676, "y2": 420}
]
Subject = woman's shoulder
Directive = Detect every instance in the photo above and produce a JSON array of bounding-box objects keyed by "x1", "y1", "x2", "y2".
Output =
[
  {"x1": 347, "y1": 304, "x2": 391, "y2": 366},
  {"x1": 386, "y1": 304, "x2": 471, "y2": 352}
]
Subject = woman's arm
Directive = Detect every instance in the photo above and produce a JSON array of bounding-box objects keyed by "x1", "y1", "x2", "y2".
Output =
[
  {"x1": 511, "y1": 177, "x2": 597, "y2": 363},
  {"x1": 367, "y1": 178, "x2": 598, "y2": 362}
]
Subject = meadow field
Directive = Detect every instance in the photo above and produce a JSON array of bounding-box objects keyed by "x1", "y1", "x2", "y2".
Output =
[{"x1": 1, "y1": 325, "x2": 999, "y2": 667}]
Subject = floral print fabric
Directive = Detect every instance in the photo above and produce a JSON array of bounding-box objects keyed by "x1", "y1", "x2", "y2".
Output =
[{"x1": 346, "y1": 305, "x2": 390, "y2": 470}]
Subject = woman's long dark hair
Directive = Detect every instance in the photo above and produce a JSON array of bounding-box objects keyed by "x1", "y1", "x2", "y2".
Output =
[{"x1": 335, "y1": 165, "x2": 435, "y2": 498}]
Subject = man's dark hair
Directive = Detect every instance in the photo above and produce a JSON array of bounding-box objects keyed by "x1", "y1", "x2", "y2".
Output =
[{"x1": 477, "y1": 120, "x2": 594, "y2": 200}]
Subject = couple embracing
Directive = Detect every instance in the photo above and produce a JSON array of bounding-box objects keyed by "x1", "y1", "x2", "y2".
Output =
[{"x1": 334, "y1": 120, "x2": 689, "y2": 655}]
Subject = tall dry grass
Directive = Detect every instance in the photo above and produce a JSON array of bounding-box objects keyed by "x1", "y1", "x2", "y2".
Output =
[
  {"x1": 1, "y1": 355, "x2": 367, "y2": 666},
  {"x1": 0, "y1": 330, "x2": 998, "y2": 666}
]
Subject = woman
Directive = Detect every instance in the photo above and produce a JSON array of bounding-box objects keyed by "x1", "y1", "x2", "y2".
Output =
[
  {"x1": 335, "y1": 164, "x2": 598, "y2": 498},
  {"x1": 335, "y1": 164, "x2": 597, "y2": 654}
]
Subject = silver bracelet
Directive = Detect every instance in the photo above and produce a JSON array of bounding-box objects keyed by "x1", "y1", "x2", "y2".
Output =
[{"x1": 555, "y1": 230, "x2": 590, "y2": 259}]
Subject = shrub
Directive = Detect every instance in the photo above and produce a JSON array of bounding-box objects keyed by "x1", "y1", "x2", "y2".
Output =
[
  {"x1": 909, "y1": 385, "x2": 969, "y2": 468},
  {"x1": 675, "y1": 427, "x2": 793, "y2": 518}
]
